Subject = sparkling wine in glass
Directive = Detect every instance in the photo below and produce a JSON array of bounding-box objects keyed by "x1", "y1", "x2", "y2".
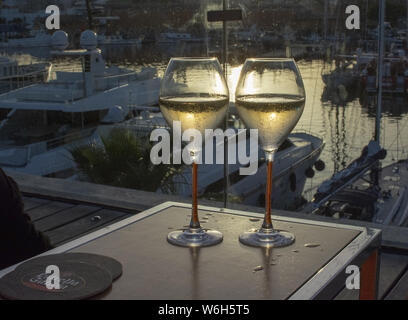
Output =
[
  {"x1": 235, "y1": 58, "x2": 305, "y2": 248},
  {"x1": 159, "y1": 57, "x2": 229, "y2": 247}
]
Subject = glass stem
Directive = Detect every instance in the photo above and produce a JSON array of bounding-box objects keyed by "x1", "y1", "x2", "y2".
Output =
[
  {"x1": 190, "y1": 162, "x2": 200, "y2": 229},
  {"x1": 262, "y1": 159, "x2": 274, "y2": 230}
]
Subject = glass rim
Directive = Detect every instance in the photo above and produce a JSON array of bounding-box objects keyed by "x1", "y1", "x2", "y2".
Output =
[
  {"x1": 244, "y1": 58, "x2": 296, "y2": 62},
  {"x1": 169, "y1": 57, "x2": 219, "y2": 62}
]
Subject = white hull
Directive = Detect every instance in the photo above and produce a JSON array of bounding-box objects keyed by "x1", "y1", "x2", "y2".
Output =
[
  {"x1": 166, "y1": 132, "x2": 325, "y2": 210},
  {"x1": 236, "y1": 136, "x2": 323, "y2": 210}
]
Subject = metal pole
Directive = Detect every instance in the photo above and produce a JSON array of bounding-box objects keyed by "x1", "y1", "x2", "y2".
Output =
[
  {"x1": 222, "y1": 0, "x2": 229, "y2": 208},
  {"x1": 222, "y1": 0, "x2": 227, "y2": 73},
  {"x1": 85, "y1": 0, "x2": 94, "y2": 30},
  {"x1": 323, "y1": 0, "x2": 328, "y2": 42},
  {"x1": 375, "y1": 0, "x2": 385, "y2": 143},
  {"x1": 365, "y1": 0, "x2": 369, "y2": 41}
]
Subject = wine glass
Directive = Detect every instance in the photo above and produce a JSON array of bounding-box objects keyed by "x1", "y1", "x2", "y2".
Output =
[
  {"x1": 159, "y1": 57, "x2": 229, "y2": 247},
  {"x1": 235, "y1": 58, "x2": 305, "y2": 248}
]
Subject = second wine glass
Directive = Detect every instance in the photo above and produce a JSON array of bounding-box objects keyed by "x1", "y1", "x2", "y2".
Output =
[
  {"x1": 159, "y1": 57, "x2": 229, "y2": 247},
  {"x1": 235, "y1": 58, "x2": 306, "y2": 248}
]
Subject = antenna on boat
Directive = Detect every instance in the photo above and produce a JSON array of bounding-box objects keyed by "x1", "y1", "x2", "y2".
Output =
[
  {"x1": 375, "y1": 0, "x2": 385, "y2": 143},
  {"x1": 222, "y1": 0, "x2": 229, "y2": 209}
]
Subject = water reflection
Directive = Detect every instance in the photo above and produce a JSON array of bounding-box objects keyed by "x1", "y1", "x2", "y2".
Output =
[
  {"x1": 360, "y1": 94, "x2": 408, "y2": 119},
  {"x1": 189, "y1": 247, "x2": 201, "y2": 300},
  {"x1": 259, "y1": 247, "x2": 273, "y2": 298},
  {"x1": 328, "y1": 106, "x2": 349, "y2": 172}
]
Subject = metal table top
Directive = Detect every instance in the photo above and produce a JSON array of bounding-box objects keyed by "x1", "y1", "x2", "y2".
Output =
[{"x1": 0, "y1": 202, "x2": 382, "y2": 300}]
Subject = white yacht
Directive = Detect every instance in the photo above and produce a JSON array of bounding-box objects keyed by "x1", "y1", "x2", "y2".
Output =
[
  {"x1": 119, "y1": 113, "x2": 325, "y2": 210},
  {"x1": 0, "y1": 30, "x2": 160, "y2": 177}
]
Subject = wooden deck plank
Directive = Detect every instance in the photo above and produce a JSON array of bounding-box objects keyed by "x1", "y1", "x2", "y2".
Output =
[
  {"x1": 26, "y1": 201, "x2": 76, "y2": 222},
  {"x1": 22, "y1": 197, "x2": 51, "y2": 211},
  {"x1": 385, "y1": 269, "x2": 408, "y2": 300},
  {"x1": 45, "y1": 209, "x2": 130, "y2": 245},
  {"x1": 378, "y1": 253, "x2": 408, "y2": 299},
  {"x1": 33, "y1": 205, "x2": 103, "y2": 233}
]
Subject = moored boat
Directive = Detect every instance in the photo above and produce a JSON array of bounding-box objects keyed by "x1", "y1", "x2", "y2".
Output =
[{"x1": 0, "y1": 30, "x2": 160, "y2": 178}]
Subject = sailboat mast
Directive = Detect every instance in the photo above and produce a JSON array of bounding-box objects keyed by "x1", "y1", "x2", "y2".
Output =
[
  {"x1": 375, "y1": 0, "x2": 385, "y2": 143},
  {"x1": 323, "y1": 0, "x2": 328, "y2": 41},
  {"x1": 85, "y1": 0, "x2": 94, "y2": 30},
  {"x1": 222, "y1": 0, "x2": 230, "y2": 208}
]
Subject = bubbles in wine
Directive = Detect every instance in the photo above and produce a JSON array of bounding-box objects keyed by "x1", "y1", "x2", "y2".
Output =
[
  {"x1": 235, "y1": 94, "x2": 305, "y2": 153},
  {"x1": 159, "y1": 94, "x2": 229, "y2": 136}
]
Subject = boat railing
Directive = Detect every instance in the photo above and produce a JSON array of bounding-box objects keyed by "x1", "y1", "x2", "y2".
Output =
[
  {"x1": 15, "y1": 71, "x2": 138, "y2": 103},
  {"x1": 16, "y1": 79, "x2": 85, "y2": 103},
  {"x1": 0, "y1": 127, "x2": 96, "y2": 167},
  {"x1": 117, "y1": 121, "x2": 166, "y2": 138},
  {"x1": 45, "y1": 127, "x2": 96, "y2": 150},
  {"x1": 95, "y1": 71, "x2": 139, "y2": 91},
  {"x1": 0, "y1": 66, "x2": 50, "y2": 93}
]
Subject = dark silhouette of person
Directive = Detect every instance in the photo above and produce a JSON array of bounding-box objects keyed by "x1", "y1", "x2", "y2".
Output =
[{"x1": 0, "y1": 168, "x2": 52, "y2": 270}]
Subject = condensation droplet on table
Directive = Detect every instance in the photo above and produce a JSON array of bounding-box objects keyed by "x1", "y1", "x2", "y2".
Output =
[
  {"x1": 304, "y1": 243, "x2": 320, "y2": 248},
  {"x1": 292, "y1": 249, "x2": 299, "y2": 253},
  {"x1": 253, "y1": 266, "x2": 264, "y2": 272}
]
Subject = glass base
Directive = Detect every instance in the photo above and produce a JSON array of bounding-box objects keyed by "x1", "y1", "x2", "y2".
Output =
[
  {"x1": 167, "y1": 228, "x2": 223, "y2": 247},
  {"x1": 239, "y1": 228, "x2": 295, "y2": 248}
]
